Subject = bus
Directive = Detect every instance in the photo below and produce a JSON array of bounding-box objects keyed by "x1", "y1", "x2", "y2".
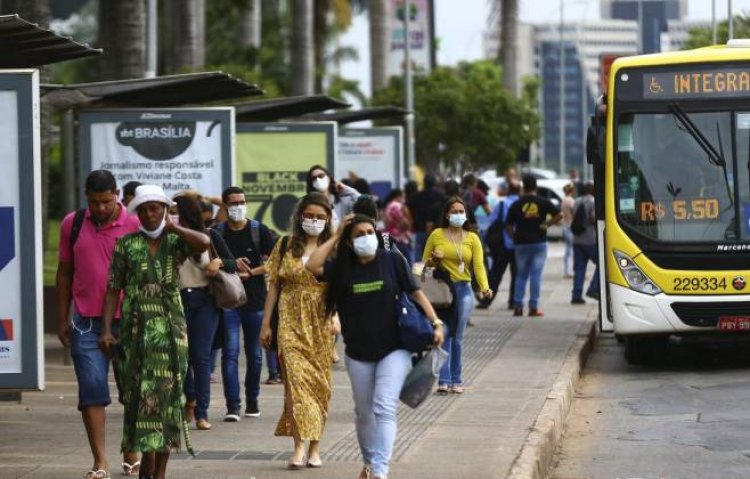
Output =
[{"x1": 587, "y1": 40, "x2": 750, "y2": 364}]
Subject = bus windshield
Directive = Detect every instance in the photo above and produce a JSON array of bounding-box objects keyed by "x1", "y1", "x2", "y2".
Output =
[{"x1": 615, "y1": 109, "x2": 750, "y2": 243}]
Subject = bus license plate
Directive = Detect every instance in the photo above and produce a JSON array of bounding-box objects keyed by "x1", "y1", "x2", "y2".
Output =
[{"x1": 718, "y1": 316, "x2": 750, "y2": 331}]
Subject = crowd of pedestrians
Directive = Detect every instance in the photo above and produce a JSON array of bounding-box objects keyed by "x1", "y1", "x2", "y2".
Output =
[{"x1": 57, "y1": 167, "x2": 598, "y2": 479}]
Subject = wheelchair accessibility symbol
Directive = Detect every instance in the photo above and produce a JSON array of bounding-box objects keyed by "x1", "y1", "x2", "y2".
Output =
[
  {"x1": 649, "y1": 77, "x2": 664, "y2": 94},
  {"x1": 0, "y1": 207, "x2": 15, "y2": 272}
]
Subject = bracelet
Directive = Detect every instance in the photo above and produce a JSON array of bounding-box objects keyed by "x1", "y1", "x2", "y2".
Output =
[{"x1": 430, "y1": 318, "x2": 444, "y2": 328}]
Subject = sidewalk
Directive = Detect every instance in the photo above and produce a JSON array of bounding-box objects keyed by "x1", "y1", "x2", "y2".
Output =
[{"x1": 0, "y1": 243, "x2": 596, "y2": 479}]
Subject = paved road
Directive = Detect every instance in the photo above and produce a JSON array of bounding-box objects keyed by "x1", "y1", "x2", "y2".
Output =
[{"x1": 551, "y1": 334, "x2": 750, "y2": 479}]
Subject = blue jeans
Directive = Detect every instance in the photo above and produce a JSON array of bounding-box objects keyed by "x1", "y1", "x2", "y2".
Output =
[
  {"x1": 572, "y1": 243, "x2": 600, "y2": 300},
  {"x1": 221, "y1": 306, "x2": 263, "y2": 409},
  {"x1": 414, "y1": 231, "x2": 427, "y2": 262},
  {"x1": 70, "y1": 314, "x2": 120, "y2": 410},
  {"x1": 514, "y1": 243, "x2": 548, "y2": 309},
  {"x1": 266, "y1": 350, "x2": 280, "y2": 378},
  {"x1": 439, "y1": 281, "x2": 473, "y2": 386},
  {"x1": 562, "y1": 225, "x2": 573, "y2": 276},
  {"x1": 345, "y1": 349, "x2": 412, "y2": 477},
  {"x1": 181, "y1": 287, "x2": 220, "y2": 420}
]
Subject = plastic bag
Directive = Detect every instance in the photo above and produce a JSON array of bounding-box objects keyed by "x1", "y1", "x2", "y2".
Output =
[{"x1": 399, "y1": 347, "x2": 449, "y2": 409}]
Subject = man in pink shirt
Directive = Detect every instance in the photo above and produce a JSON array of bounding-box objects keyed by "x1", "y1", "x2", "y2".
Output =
[{"x1": 56, "y1": 170, "x2": 140, "y2": 479}]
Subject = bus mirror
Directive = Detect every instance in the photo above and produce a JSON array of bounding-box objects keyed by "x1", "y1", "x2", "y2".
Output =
[{"x1": 586, "y1": 123, "x2": 600, "y2": 165}]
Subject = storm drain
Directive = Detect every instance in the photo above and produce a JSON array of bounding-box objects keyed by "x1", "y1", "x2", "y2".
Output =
[{"x1": 174, "y1": 316, "x2": 523, "y2": 463}]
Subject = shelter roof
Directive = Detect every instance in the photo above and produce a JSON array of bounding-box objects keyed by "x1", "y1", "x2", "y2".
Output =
[
  {"x1": 301, "y1": 106, "x2": 409, "y2": 124},
  {"x1": 235, "y1": 95, "x2": 350, "y2": 122}
]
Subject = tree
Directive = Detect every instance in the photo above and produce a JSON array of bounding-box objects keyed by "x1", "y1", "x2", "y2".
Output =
[
  {"x1": 237, "y1": 0, "x2": 262, "y2": 69},
  {"x1": 682, "y1": 14, "x2": 750, "y2": 49},
  {"x1": 163, "y1": 0, "x2": 206, "y2": 73},
  {"x1": 97, "y1": 0, "x2": 146, "y2": 80},
  {"x1": 498, "y1": 0, "x2": 518, "y2": 95},
  {"x1": 369, "y1": 0, "x2": 389, "y2": 94},
  {"x1": 372, "y1": 61, "x2": 539, "y2": 173},
  {"x1": 291, "y1": 0, "x2": 314, "y2": 95}
]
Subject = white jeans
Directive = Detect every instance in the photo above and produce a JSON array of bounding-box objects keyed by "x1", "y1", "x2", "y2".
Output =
[{"x1": 345, "y1": 349, "x2": 412, "y2": 477}]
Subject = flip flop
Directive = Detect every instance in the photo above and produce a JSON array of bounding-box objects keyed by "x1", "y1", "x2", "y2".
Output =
[
  {"x1": 84, "y1": 470, "x2": 110, "y2": 479},
  {"x1": 121, "y1": 461, "x2": 140, "y2": 476}
]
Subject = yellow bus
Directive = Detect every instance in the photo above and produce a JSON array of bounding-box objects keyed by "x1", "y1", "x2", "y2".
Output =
[{"x1": 587, "y1": 40, "x2": 750, "y2": 364}]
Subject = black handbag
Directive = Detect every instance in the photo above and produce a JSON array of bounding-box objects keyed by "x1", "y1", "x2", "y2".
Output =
[{"x1": 269, "y1": 236, "x2": 289, "y2": 352}]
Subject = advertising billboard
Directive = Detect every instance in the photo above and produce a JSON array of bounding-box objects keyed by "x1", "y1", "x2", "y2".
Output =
[
  {"x1": 235, "y1": 123, "x2": 337, "y2": 233},
  {"x1": 337, "y1": 127, "x2": 403, "y2": 199},
  {"x1": 0, "y1": 71, "x2": 43, "y2": 390},
  {"x1": 389, "y1": 0, "x2": 433, "y2": 77},
  {"x1": 78, "y1": 108, "x2": 235, "y2": 201}
]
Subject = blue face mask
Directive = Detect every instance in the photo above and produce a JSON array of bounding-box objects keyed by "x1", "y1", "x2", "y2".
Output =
[{"x1": 448, "y1": 213, "x2": 467, "y2": 227}]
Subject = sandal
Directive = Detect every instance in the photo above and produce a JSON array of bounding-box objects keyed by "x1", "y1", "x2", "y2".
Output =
[
  {"x1": 450, "y1": 385, "x2": 465, "y2": 394},
  {"x1": 121, "y1": 461, "x2": 140, "y2": 476},
  {"x1": 84, "y1": 469, "x2": 110, "y2": 479},
  {"x1": 436, "y1": 384, "x2": 450, "y2": 395}
]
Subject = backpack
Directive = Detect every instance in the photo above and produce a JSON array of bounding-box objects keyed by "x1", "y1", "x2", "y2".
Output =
[
  {"x1": 485, "y1": 201, "x2": 506, "y2": 254},
  {"x1": 216, "y1": 219, "x2": 261, "y2": 250},
  {"x1": 571, "y1": 201, "x2": 588, "y2": 236},
  {"x1": 69, "y1": 208, "x2": 87, "y2": 258}
]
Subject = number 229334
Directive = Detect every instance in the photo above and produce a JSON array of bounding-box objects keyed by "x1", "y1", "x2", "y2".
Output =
[{"x1": 673, "y1": 276, "x2": 727, "y2": 292}]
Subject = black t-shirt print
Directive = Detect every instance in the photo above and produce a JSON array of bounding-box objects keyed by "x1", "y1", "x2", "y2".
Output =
[
  {"x1": 323, "y1": 250, "x2": 417, "y2": 362},
  {"x1": 505, "y1": 195, "x2": 559, "y2": 245},
  {"x1": 221, "y1": 221, "x2": 276, "y2": 311}
]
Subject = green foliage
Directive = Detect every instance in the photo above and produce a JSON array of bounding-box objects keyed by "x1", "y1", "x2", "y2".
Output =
[
  {"x1": 327, "y1": 75, "x2": 367, "y2": 105},
  {"x1": 372, "y1": 61, "x2": 540, "y2": 172},
  {"x1": 682, "y1": 14, "x2": 750, "y2": 49}
]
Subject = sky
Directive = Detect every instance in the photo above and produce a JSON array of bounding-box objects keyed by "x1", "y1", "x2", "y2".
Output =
[{"x1": 339, "y1": 0, "x2": 750, "y2": 100}]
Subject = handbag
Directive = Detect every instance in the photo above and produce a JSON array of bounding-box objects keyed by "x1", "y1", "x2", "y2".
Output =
[
  {"x1": 399, "y1": 347, "x2": 449, "y2": 408},
  {"x1": 207, "y1": 238, "x2": 247, "y2": 309},
  {"x1": 385, "y1": 255, "x2": 435, "y2": 353},
  {"x1": 413, "y1": 262, "x2": 453, "y2": 308}
]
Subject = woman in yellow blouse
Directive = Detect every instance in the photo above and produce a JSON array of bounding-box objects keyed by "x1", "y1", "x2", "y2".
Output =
[{"x1": 423, "y1": 196, "x2": 491, "y2": 394}]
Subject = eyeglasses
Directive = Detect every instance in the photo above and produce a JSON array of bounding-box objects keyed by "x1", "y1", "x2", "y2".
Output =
[{"x1": 227, "y1": 201, "x2": 246, "y2": 207}]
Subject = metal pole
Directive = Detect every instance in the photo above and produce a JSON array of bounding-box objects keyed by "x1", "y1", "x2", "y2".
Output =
[
  {"x1": 712, "y1": 0, "x2": 717, "y2": 45},
  {"x1": 559, "y1": 0, "x2": 565, "y2": 177},
  {"x1": 404, "y1": 2, "x2": 416, "y2": 180},
  {"x1": 145, "y1": 0, "x2": 157, "y2": 78},
  {"x1": 62, "y1": 109, "x2": 76, "y2": 211},
  {"x1": 729, "y1": 0, "x2": 734, "y2": 41}
]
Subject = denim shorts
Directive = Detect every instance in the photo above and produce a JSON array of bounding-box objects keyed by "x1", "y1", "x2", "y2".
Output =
[{"x1": 69, "y1": 314, "x2": 120, "y2": 410}]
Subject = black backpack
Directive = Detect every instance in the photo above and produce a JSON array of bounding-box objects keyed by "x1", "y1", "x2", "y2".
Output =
[
  {"x1": 571, "y1": 201, "x2": 588, "y2": 236},
  {"x1": 485, "y1": 201, "x2": 506, "y2": 254}
]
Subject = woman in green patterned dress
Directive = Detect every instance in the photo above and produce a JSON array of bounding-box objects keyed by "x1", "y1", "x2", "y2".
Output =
[{"x1": 99, "y1": 185, "x2": 210, "y2": 479}]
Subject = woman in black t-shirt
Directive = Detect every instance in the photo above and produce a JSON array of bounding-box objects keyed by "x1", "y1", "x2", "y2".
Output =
[{"x1": 306, "y1": 214, "x2": 443, "y2": 479}]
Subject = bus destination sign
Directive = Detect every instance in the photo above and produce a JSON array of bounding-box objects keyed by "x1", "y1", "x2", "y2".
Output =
[{"x1": 643, "y1": 68, "x2": 750, "y2": 100}]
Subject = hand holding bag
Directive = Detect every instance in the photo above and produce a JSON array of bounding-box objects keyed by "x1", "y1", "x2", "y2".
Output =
[
  {"x1": 207, "y1": 238, "x2": 247, "y2": 309},
  {"x1": 399, "y1": 347, "x2": 449, "y2": 408}
]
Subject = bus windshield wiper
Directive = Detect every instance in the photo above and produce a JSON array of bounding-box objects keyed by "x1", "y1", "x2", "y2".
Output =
[{"x1": 668, "y1": 104, "x2": 725, "y2": 167}]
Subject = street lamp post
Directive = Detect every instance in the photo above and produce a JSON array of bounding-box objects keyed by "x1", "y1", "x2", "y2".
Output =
[{"x1": 404, "y1": 3, "x2": 416, "y2": 181}]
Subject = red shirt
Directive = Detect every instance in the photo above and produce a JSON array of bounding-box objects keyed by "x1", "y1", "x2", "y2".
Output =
[{"x1": 58, "y1": 204, "x2": 140, "y2": 318}]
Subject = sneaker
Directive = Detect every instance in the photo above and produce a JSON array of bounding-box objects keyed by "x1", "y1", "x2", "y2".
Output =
[
  {"x1": 571, "y1": 298, "x2": 586, "y2": 304},
  {"x1": 513, "y1": 307, "x2": 523, "y2": 316},
  {"x1": 585, "y1": 290, "x2": 600, "y2": 301},
  {"x1": 224, "y1": 407, "x2": 241, "y2": 422},
  {"x1": 245, "y1": 401, "x2": 261, "y2": 418},
  {"x1": 265, "y1": 375, "x2": 283, "y2": 385},
  {"x1": 528, "y1": 309, "x2": 544, "y2": 317}
]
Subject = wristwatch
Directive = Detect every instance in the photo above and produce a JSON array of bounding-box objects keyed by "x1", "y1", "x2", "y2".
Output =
[{"x1": 430, "y1": 318, "x2": 444, "y2": 328}]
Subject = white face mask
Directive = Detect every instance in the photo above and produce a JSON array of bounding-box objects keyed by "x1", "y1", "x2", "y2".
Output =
[
  {"x1": 301, "y1": 218, "x2": 326, "y2": 236},
  {"x1": 353, "y1": 233, "x2": 379, "y2": 257},
  {"x1": 449, "y1": 213, "x2": 467, "y2": 227},
  {"x1": 313, "y1": 176, "x2": 330, "y2": 192},
  {"x1": 227, "y1": 205, "x2": 247, "y2": 222},
  {"x1": 140, "y1": 210, "x2": 167, "y2": 239}
]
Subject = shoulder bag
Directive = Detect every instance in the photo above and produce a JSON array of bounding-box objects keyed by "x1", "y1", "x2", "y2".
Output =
[
  {"x1": 269, "y1": 236, "x2": 290, "y2": 352},
  {"x1": 414, "y1": 263, "x2": 453, "y2": 308},
  {"x1": 385, "y1": 253, "x2": 436, "y2": 353},
  {"x1": 207, "y1": 231, "x2": 247, "y2": 309}
]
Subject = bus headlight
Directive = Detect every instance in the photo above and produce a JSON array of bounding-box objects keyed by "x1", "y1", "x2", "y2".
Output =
[{"x1": 614, "y1": 250, "x2": 662, "y2": 295}]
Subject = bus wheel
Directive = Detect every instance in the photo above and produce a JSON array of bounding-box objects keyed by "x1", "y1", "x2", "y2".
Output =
[{"x1": 624, "y1": 336, "x2": 653, "y2": 365}]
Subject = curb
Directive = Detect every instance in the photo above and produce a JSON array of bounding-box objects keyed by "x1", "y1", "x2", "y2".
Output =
[{"x1": 506, "y1": 310, "x2": 598, "y2": 479}]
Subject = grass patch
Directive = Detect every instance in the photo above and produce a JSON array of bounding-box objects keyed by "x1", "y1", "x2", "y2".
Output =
[{"x1": 44, "y1": 219, "x2": 60, "y2": 286}]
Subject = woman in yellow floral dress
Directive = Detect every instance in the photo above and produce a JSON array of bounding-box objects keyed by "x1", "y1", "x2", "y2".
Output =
[{"x1": 261, "y1": 192, "x2": 337, "y2": 469}]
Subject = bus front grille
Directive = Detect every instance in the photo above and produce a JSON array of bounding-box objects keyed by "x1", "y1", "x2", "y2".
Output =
[{"x1": 671, "y1": 302, "x2": 750, "y2": 327}]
